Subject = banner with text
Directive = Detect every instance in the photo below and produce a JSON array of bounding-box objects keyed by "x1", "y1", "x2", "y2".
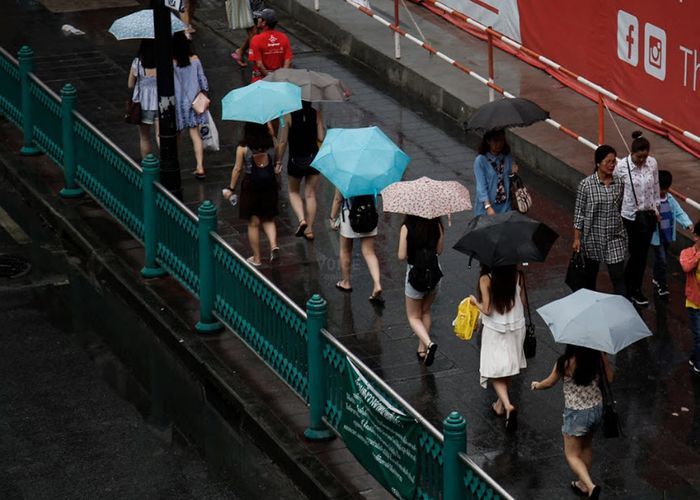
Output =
[
  {"x1": 339, "y1": 359, "x2": 420, "y2": 499},
  {"x1": 424, "y1": 0, "x2": 700, "y2": 156}
]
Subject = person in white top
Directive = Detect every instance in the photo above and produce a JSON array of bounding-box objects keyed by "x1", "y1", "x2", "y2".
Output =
[
  {"x1": 613, "y1": 131, "x2": 660, "y2": 307},
  {"x1": 469, "y1": 264, "x2": 527, "y2": 432}
]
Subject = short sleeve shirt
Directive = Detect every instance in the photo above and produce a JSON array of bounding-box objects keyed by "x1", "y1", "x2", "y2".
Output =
[{"x1": 248, "y1": 30, "x2": 293, "y2": 82}]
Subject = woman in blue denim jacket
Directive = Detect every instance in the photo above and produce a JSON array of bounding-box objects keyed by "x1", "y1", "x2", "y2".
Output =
[{"x1": 473, "y1": 129, "x2": 519, "y2": 216}]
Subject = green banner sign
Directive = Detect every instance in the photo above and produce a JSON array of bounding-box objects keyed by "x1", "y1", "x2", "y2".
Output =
[{"x1": 339, "y1": 358, "x2": 420, "y2": 499}]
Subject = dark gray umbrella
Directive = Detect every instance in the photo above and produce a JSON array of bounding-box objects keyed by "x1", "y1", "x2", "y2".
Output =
[
  {"x1": 464, "y1": 97, "x2": 549, "y2": 133},
  {"x1": 453, "y1": 211, "x2": 558, "y2": 266}
]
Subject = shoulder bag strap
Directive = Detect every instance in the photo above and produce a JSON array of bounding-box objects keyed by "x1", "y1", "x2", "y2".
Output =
[
  {"x1": 625, "y1": 157, "x2": 640, "y2": 209},
  {"x1": 520, "y1": 271, "x2": 533, "y2": 326},
  {"x1": 598, "y1": 355, "x2": 614, "y2": 404}
]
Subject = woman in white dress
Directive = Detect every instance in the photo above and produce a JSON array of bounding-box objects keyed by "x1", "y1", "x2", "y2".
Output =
[{"x1": 469, "y1": 264, "x2": 527, "y2": 431}]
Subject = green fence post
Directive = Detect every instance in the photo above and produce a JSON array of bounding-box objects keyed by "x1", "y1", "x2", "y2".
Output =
[
  {"x1": 59, "y1": 83, "x2": 83, "y2": 198},
  {"x1": 18, "y1": 46, "x2": 39, "y2": 156},
  {"x1": 195, "y1": 200, "x2": 223, "y2": 333},
  {"x1": 140, "y1": 154, "x2": 166, "y2": 279},
  {"x1": 443, "y1": 411, "x2": 467, "y2": 500},
  {"x1": 304, "y1": 294, "x2": 334, "y2": 441}
]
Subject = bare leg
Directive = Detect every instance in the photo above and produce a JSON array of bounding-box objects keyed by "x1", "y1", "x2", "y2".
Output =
[
  {"x1": 261, "y1": 218, "x2": 278, "y2": 251},
  {"x1": 304, "y1": 174, "x2": 321, "y2": 233},
  {"x1": 189, "y1": 126, "x2": 204, "y2": 174},
  {"x1": 491, "y1": 377, "x2": 514, "y2": 415},
  {"x1": 248, "y1": 216, "x2": 262, "y2": 264},
  {"x1": 360, "y1": 237, "x2": 382, "y2": 295},
  {"x1": 406, "y1": 296, "x2": 431, "y2": 350},
  {"x1": 138, "y1": 123, "x2": 152, "y2": 158},
  {"x1": 154, "y1": 119, "x2": 160, "y2": 150},
  {"x1": 563, "y1": 434, "x2": 596, "y2": 494},
  {"x1": 287, "y1": 176, "x2": 305, "y2": 224},
  {"x1": 421, "y1": 290, "x2": 437, "y2": 332},
  {"x1": 338, "y1": 236, "x2": 352, "y2": 288},
  {"x1": 581, "y1": 434, "x2": 593, "y2": 470}
]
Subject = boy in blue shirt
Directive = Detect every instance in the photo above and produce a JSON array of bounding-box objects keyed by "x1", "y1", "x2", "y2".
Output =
[{"x1": 652, "y1": 170, "x2": 693, "y2": 297}]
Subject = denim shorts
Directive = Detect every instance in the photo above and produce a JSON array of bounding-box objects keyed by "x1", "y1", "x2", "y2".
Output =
[
  {"x1": 141, "y1": 109, "x2": 157, "y2": 125},
  {"x1": 561, "y1": 404, "x2": 603, "y2": 437}
]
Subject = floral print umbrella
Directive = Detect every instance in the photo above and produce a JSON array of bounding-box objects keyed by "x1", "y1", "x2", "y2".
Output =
[{"x1": 381, "y1": 176, "x2": 472, "y2": 219}]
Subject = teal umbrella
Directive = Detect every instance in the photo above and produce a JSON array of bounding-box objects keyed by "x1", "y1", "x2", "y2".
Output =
[
  {"x1": 537, "y1": 289, "x2": 652, "y2": 354},
  {"x1": 108, "y1": 10, "x2": 187, "y2": 40},
  {"x1": 311, "y1": 127, "x2": 410, "y2": 197},
  {"x1": 221, "y1": 81, "x2": 302, "y2": 123}
]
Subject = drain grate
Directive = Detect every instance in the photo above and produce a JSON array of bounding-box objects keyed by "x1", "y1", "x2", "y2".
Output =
[{"x1": 0, "y1": 254, "x2": 32, "y2": 279}]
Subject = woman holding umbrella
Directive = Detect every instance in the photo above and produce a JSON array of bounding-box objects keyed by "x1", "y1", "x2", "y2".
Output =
[
  {"x1": 469, "y1": 264, "x2": 527, "y2": 431},
  {"x1": 473, "y1": 129, "x2": 518, "y2": 216},
  {"x1": 573, "y1": 145, "x2": 627, "y2": 295},
  {"x1": 531, "y1": 345, "x2": 613, "y2": 499}
]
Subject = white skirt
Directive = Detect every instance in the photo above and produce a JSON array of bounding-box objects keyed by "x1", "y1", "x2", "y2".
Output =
[
  {"x1": 339, "y1": 206, "x2": 378, "y2": 239},
  {"x1": 479, "y1": 323, "x2": 527, "y2": 388}
]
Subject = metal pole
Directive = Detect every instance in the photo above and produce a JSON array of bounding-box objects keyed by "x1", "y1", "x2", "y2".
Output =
[
  {"x1": 597, "y1": 93, "x2": 605, "y2": 145},
  {"x1": 152, "y1": 0, "x2": 182, "y2": 198},
  {"x1": 314, "y1": 0, "x2": 319, "y2": 11},
  {"x1": 487, "y1": 30, "x2": 495, "y2": 102},
  {"x1": 195, "y1": 200, "x2": 223, "y2": 333},
  {"x1": 394, "y1": 0, "x2": 401, "y2": 59},
  {"x1": 443, "y1": 412, "x2": 466, "y2": 500},
  {"x1": 304, "y1": 294, "x2": 334, "y2": 441},
  {"x1": 140, "y1": 155, "x2": 167, "y2": 278},
  {"x1": 18, "y1": 46, "x2": 40, "y2": 156},
  {"x1": 59, "y1": 83, "x2": 83, "y2": 198}
]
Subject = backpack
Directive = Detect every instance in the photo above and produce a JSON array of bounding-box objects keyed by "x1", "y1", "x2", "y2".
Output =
[
  {"x1": 348, "y1": 195, "x2": 378, "y2": 233},
  {"x1": 248, "y1": 148, "x2": 276, "y2": 189},
  {"x1": 408, "y1": 248, "x2": 443, "y2": 292}
]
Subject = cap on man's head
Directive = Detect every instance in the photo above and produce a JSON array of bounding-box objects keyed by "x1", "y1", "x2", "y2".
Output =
[{"x1": 260, "y1": 8, "x2": 277, "y2": 24}]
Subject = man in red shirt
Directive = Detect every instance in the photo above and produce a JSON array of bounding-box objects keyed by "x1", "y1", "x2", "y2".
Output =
[{"x1": 248, "y1": 9, "x2": 293, "y2": 82}]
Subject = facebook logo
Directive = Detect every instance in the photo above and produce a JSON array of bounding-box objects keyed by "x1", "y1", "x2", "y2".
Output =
[{"x1": 617, "y1": 10, "x2": 638, "y2": 66}]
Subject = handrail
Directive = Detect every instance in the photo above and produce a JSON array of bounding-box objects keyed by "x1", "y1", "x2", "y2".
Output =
[
  {"x1": 153, "y1": 181, "x2": 198, "y2": 222},
  {"x1": 210, "y1": 232, "x2": 308, "y2": 320},
  {"x1": 0, "y1": 46, "x2": 18, "y2": 65},
  {"x1": 457, "y1": 451, "x2": 514, "y2": 500},
  {"x1": 74, "y1": 110, "x2": 143, "y2": 174},
  {"x1": 28, "y1": 71, "x2": 61, "y2": 103}
]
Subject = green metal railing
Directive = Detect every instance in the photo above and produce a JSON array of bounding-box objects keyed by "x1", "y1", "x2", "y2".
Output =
[{"x1": 0, "y1": 44, "x2": 513, "y2": 500}]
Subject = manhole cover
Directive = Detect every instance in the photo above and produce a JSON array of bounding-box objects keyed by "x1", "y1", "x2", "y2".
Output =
[{"x1": 0, "y1": 254, "x2": 32, "y2": 279}]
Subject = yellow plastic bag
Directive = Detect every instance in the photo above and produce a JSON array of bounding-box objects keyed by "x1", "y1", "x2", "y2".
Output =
[{"x1": 453, "y1": 297, "x2": 480, "y2": 340}]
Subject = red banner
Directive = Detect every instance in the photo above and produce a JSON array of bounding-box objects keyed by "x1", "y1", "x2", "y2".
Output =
[{"x1": 518, "y1": 0, "x2": 700, "y2": 155}]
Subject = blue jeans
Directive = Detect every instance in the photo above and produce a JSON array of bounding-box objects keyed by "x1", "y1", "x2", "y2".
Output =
[
  {"x1": 652, "y1": 243, "x2": 669, "y2": 287},
  {"x1": 689, "y1": 308, "x2": 700, "y2": 365}
]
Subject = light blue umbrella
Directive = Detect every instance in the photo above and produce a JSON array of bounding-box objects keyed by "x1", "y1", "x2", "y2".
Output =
[
  {"x1": 221, "y1": 81, "x2": 302, "y2": 124},
  {"x1": 311, "y1": 126, "x2": 410, "y2": 197},
  {"x1": 536, "y1": 289, "x2": 652, "y2": 354},
  {"x1": 109, "y1": 9, "x2": 187, "y2": 40}
]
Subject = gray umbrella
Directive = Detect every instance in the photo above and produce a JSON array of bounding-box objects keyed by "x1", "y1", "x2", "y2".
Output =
[
  {"x1": 263, "y1": 68, "x2": 350, "y2": 102},
  {"x1": 537, "y1": 289, "x2": 652, "y2": 354},
  {"x1": 464, "y1": 97, "x2": 549, "y2": 133},
  {"x1": 109, "y1": 9, "x2": 187, "y2": 40}
]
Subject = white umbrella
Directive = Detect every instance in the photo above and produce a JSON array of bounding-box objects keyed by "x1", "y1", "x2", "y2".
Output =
[
  {"x1": 109, "y1": 9, "x2": 187, "y2": 40},
  {"x1": 536, "y1": 289, "x2": 652, "y2": 354}
]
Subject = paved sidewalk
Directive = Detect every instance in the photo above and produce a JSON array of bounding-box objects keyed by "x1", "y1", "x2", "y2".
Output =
[{"x1": 2, "y1": 0, "x2": 700, "y2": 498}]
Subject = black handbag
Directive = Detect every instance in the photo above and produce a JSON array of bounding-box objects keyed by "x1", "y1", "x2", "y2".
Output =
[
  {"x1": 521, "y1": 273, "x2": 536, "y2": 359},
  {"x1": 124, "y1": 59, "x2": 142, "y2": 125},
  {"x1": 599, "y1": 357, "x2": 622, "y2": 438},
  {"x1": 565, "y1": 251, "x2": 587, "y2": 291}
]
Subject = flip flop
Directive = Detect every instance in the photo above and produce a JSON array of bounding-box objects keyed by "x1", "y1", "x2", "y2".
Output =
[
  {"x1": 424, "y1": 342, "x2": 438, "y2": 366},
  {"x1": 295, "y1": 220, "x2": 308, "y2": 237},
  {"x1": 368, "y1": 290, "x2": 385, "y2": 305},
  {"x1": 491, "y1": 402, "x2": 505, "y2": 417},
  {"x1": 246, "y1": 256, "x2": 261, "y2": 267},
  {"x1": 270, "y1": 247, "x2": 280, "y2": 262},
  {"x1": 505, "y1": 409, "x2": 518, "y2": 432},
  {"x1": 335, "y1": 281, "x2": 352, "y2": 293},
  {"x1": 416, "y1": 351, "x2": 427, "y2": 362},
  {"x1": 589, "y1": 486, "x2": 601, "y2": 499},
  {"x1": 569, "y1": 481, "x2": 587, "y2": 497},
  {"x1": 193, "y1": 171, "x2": 206, "y2": 180},
  {"x1": 303, "y1": 231, "x2": 315, "y2": 241}
]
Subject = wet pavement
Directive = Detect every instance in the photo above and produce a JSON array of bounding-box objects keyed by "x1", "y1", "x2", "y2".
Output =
[{"x1": 2, "y1": 0, "x2": 700, "y2": 498}]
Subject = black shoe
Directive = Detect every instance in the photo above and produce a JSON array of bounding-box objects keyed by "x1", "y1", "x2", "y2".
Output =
[
  {"x1": 630, "y1": 291, "x2": 649, "y2": 306},
  {"x1": 652, "y1": 279, "x2": 670, "y2": 297},
  {"x1": 690, "y1": 360, "x2": 700, "y2": 375}
]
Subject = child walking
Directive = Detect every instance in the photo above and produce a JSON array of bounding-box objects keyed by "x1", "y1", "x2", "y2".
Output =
[
  {"x1": 651, "y1": 170, "x2": 693, "y2": 297},
  {"x1": 680, "y1": 221, "x2": 700, "y2": 374}
]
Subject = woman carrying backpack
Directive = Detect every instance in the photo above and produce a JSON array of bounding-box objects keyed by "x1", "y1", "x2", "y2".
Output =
[
  {"x1": 398, "y1": 215, "x2": 443, "y2": 366},
  {"x1": 469, "y1": 264, "x2": 527, "y2": 431},
  {"x1": 329, "y1": 190, "x2": 384, "y2": 304},
  {"x1": 223, "y1": 122, "x2": 281, "y2": 266}
]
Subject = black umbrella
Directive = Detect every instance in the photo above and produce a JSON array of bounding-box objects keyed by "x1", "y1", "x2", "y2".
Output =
[
  {"x1": 464, "y1": 97, "x2": 549, "y2": 133},
  {"x1": 453, "y1": 211, "x2": 558, "y2": 266}
]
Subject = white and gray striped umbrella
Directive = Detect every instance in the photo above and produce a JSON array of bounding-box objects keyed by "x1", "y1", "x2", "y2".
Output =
[{"x1": 108, "y1": 9, "x2": 187, "y2": 40}]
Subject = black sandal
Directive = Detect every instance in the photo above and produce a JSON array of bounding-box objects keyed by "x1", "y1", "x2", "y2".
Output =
[
  {"x1": 416, "y1": 351, "x2": 427, "y2": 362},
  {"x1": 295, "y1": 220, "x2": 308, "y2": 237},
  {"x1": 424, "y1": 342, "x2": 438, "y2": 366}
]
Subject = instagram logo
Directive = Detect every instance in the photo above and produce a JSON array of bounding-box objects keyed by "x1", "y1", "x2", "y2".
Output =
[
  {"x1": 644, "y1": 23, "x2": 666, "y2": 80},
  {"x1": 617, "y1": 10, "x2": 638, "y2": 66}
]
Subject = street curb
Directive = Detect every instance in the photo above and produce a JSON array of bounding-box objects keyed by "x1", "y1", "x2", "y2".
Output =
[{"x1": 0, "y1": 132, "x2": 355, "y2": 500}]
